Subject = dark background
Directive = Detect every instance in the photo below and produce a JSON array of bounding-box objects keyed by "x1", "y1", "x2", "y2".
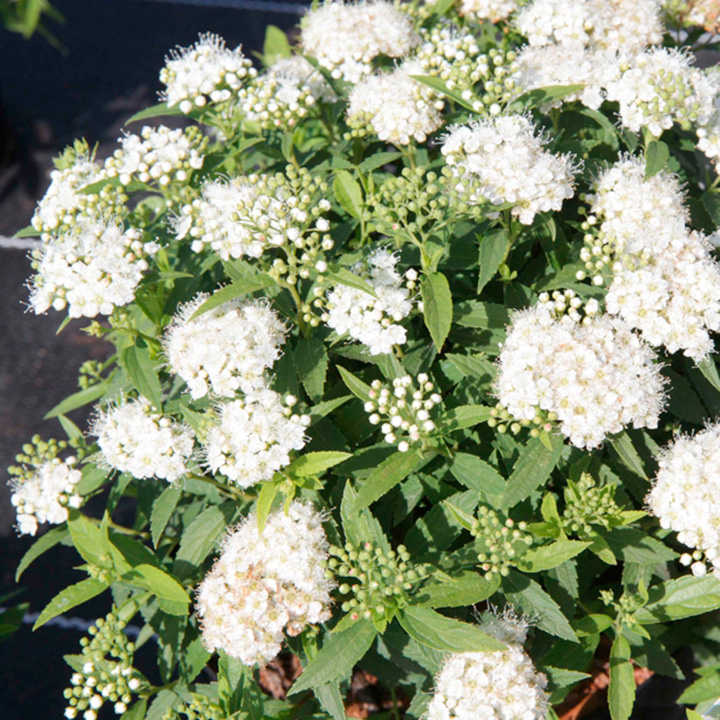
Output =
[{"x1": 0, "y1": 2, "x2": 691, "y2": 717}]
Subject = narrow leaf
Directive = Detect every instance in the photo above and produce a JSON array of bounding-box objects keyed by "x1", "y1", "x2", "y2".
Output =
[
  {"x1": 337, "y1": 365, "x2": 372, "y2": 401},
  {"x1": 421, "y1": 272, "x2": 453, "y2": 351},
  {"x1": 190, "y1": 280, "x2": 271, "y2": 319},
  {"x1": 608, "y1": 635, "x2": 635, "y2": 720},
  {"x1": 121, "y1": 345, "x2": 163, "y2": 409},
  {"x1": 287, "y1": 451, "x2": 352, "y2": 478},
  {"x1": 294, "y1": 337, "x2": 328, "y2": 401},
  {"x1": 150, "y1": 487, "x2": 182, "y2": 548},
  {"x1": 420, "y1": 571, "x2": 501, "y2": 608},
  {"x1": 501, "y1": 436, "x2": 564, "y2": 510},
  {"x1": 16, "y1": 525, "x2": 69, "y2": 581},
  {"x1": 44, "y1": 382, "x2": 108, "y2": 419},
  {"x1": 34, "y1": 577, "x2": 109, "y2": 630},
  {"x1": 477, "y1": 229, "x2": 509, "y2": 293},
  {"x1": 333, "y1": 170, "x2": 363, "y2": 219},
  {"x1": 124, "y1": 564, "x2": 190, "y2": 616},
  {"x1": 125, "y1": 102, "x2": 182, "y2": 126},
  {"x1": 517, "y1": 540, "x2": 590, "y2": 573},
  {"x1": 610, "y1": 432, "x2": 648, "y2": 479}
]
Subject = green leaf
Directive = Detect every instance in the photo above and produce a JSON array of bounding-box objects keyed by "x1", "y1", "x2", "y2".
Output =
[
  {"x1": 286, "y1": 451, "x2": 352, "y2": 478},
  {"x1": 337, "y1": 365, "x2": 372, "y2": 401},
  {"x1": 687, "y1": 710, "x2": 706, "y2": 720},
  {"x1": 441, "y1": 404, "x2": 492, "y2": 432},
  {"x1": 477, "y1": 229, "x2": 509, "y2": 293},
  {"x1": 326, "y1": 267, "x2": 377, "y2": 297},
  {"x1": 409, "y1": 74, "x2": 476, "y2": 111},
  {"x1": 500, "y1": 436, "x2": 564, "y2": 510},
  {"x1": 175, "y1": 506, "x2": 227, "y2": 573},
  {"x1": 120, "y1": 344, "x2": 163, "y2": 409},
  {"x1": 33, "y1": 577, "x2": 109, "y2": 630},
  {"x1": 698, "y1": 356, "x2": 720, "y2": 393},
  {"x1": 263, "y1": 25, "x2": 290, "y2": 63},
  {"x1": 125, "y1": 102, "x2": 183, "y2": 126},
  {"x1": 397, "y1": 606, "x2": 504, "y2": 652},
  {"x1": 635, "y1": 575, "x2": 720, "y2": 623},
  {"x1": 680, "y1": 673, "x2": 720, "y2": 704},
  {"x1": 608, "y1": 635, "x2": 635, "y2": 720},
  {"x1": 256, "y1": 479, "x2": 280, "y2": 533},
  {"x1": 645, "y1": 140, "x2": 670, "y2": 179},
  {"x1": 445, "y1": 353, "x2": 496, "y2": 384},
  {"x1": 294, "y1": 337, "x2": 328, "y2": 401},
  {"x1": 340, "y1": 483, "x2": 389, "y2": 551},
  {"x1": 124, "y1": 564, "x2": 190, "y2": 616},
  {"x1": 16, "y1": 525, "x2": 69, "y2": 581},
  {"x1": 510, "y1": 84, "x2": 585, "y2": 111},
  {"x1": 315, "y1": 683, "x2": 346, "y2": 720},
  {"x1": 449, "y1": 452, "x2": 504, "y2": 504},
  {"x1": 68, "y1": 513, "x2": 114, "y2": 568},
  {"x1": 517, "y1": 540, "x2": 590, "y2": 573},
  {"x1": 190, "y1": 279, "x2": 272, "y2": 319},
  {"x1": 120, "y1": 700, "x2": 147, "y2": 720},
  {"x1": 421, "y1": 272, "x2": 453, "y2": 351},
  {"x1": 289, "y1": 620, "x2": 377, "y2": 694},
  {"x1": 454, "y1": 301, "x2": 510, "y2": 329},
  {"x1": 420, "y1": 571, "x2": 501, "y2": 608},
  {"x1": 150, "y1": 487, "x2": 182, "y2": 548},
  {"x1": 14, "y1": 224, "x2": 41, "y2": 238},
  {"x1": 44, "y1": 381, "x2": 109, "y2": 419},
  {"x1": 334, "y1": 170, "x2": 363, "y2": 219},
  {"x1": 357, "y1": 151, "x2": 402, "y2": 173},
  {"x1": 610, "y1": 432, "x2": 648, "y2": 479},
  {"x1": 503, "y1": 570, "x2": 577, "y2": 641},
  {"x1": 76, "y1": 464, "x2": 108, "y2": 495},
  {"x1": 352, "y1": 450, "x2": 434, "y2": 510}
]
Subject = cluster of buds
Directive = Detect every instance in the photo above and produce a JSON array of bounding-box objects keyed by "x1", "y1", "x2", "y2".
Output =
[
  {"x1": 487, "y1": 403, "x2": 556, "y2": 438},
  {"x1": 472, "y1": 506, "x2": 533, "y2": 578},
  {"x1": 561, "y1": 474, "x2": 626, "y2": 537},
  {"x1": 162, "y1": 694, "x2": 223, "y2": 720},
  {"x1": 578, "y1": 212, "x2": 614, "y2": 286},
  {"x1": 329, "y1": 541, "x2": 431, "y2": 623},
  {"x1": 470, "y1": 48, "x2": 520, "y2": 116},
  {"x1": 63, "y1": 608, "x2": 143, "y2": 719},
  {"x1": 365, "y1": 374, "x2": 441, "y2": 452},
  {"x1": 536, "y1": 289, "x2": 601, "y2": 323}
]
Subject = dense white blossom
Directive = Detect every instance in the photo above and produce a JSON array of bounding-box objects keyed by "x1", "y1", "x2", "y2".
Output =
[
  {"x1": 427, "y1": 614, "x2": 549, "y2": 720},
  {"x1": 238, "y1": 56, "x2": 335, "y2": 130},
  {"x1": 196, "y1": 502, "x2": 333, "y2": 665},
  {"x1": 457, "y1": 0, "x2": 518, "y2": 22},
  {"x1": 496, "y1": 303, "x2": 665, "y2": 449},
  {"x1": 203, "y1": 389, "x2": 309, "y2": 488},
  {"x1": 606, "y1": 48, "x2": 716, "y2": 137},
  {"x1": 347, "y1": 62, "x2": 443, "y2": 146},
  {"x1": 28, "y1": 218, "x2": 158, "y2": 318},
  {"x1": 515, "y1": 0, "x2": 663, "y2": 53},
  {"x1": 164, "y1": 295, "x2": 286, "y2": 399},
  {"x1": 159, "y1": 32, "x2": 256, "y2": 113},
  {"x1": 93, "y1": 397, "x2": 195, "y2": 483},
  {"x1": 11, "y1": 458, "x2": 82, "y2": 536},
  {"x1": 442, "y1": 115, "x2": 577, "y2": 225},
  {"x1": 648, "y1": 424, "x2": 720, "y2": 577},
  {"x1": 301, "y1": 1, "x2": 419, "y2": 82},
  {"x1": 104, "y1": 125, "x2": 205, "y2": 187},
  {"x1": 323, "y1": 249, "x2": 415, "y2": 355}
]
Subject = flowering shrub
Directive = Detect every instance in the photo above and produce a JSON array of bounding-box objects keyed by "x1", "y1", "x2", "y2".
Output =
[{"x1": 12, "y1": 2, "x2": 720, "y2": 719}]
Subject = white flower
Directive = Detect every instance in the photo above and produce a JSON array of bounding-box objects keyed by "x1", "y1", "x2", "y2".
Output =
[
  {"x1": 324, "y1": 249, "x2": 414, "y2": 355},
  {"x1": 606, "y1": 48, "x2": 716, "y2": 137},
  {"x1": 301, "y1": 0, "x2": 419, "y2": 83},
  {"x1": 427, "y1": 614, "x2": 549, "y2": 720},
  {"x1": 104, "y1": 125, "x2": 205, "y2": 187},
  {"x1": 442, "y1": 115, "x2": 577, "y2": 225},
  {"x1": 28, "y1": 217, "x2": 157, "y2": 318},
  {"x1": 164, "y1": 295, "x2": 286, "y2": 399},
  {"x1": 203, "y1": 389, "x2": 309, "y2": 488},
  {"x1": 196, "y1": 501, "x2": 333, "y2": 665},
  {"x1": 457, "y1": 0, "x2": 519, "y2": 22},
  {"x1": 11, "y1": 458, "x2": 82, "y2": 536},
  {"x1": 648, "y1": 424, "x2": 720, "y2": 577},
  {"x1": 496, "y1": 303, "x2": 666, "y2": 449},
  {"x1": 347, "y1": 61, "x2": 443, "y2": 146},
  {"x1": 93, "y1": 397, "x2": 195, "y2": 483},
  {"x1": 159, "y1": 32, "x2": 256, "y2": 113}
]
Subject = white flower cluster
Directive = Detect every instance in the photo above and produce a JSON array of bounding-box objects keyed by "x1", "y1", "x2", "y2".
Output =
[
  {"x1": 300, "y1": 0, "x2": 419, "y2": 82},
  {"x1": 104, "y1": 125, "x2": 205, "y2": 187},
  {"x1": 427, "y1": 615, "x2": 549, "y2": 720},
  {"x1": 93, "y1": 397, "x2": 195, "y2": 483},
  {"x1": 31, "y1": 153, "x2": 125, "y2": 236},
  {"x1": 173, "y1": 171, "x2": 333, "y2": 265},
  {"x1": 442, "y1": 115, "x2": 577, "y2": 225},
  {"x1": 196, "y1": 502, "x2": 333, "y2": 665},
  {"x1": 323, "y1": 249, "x2": 415, "y2": 355},
  {"x1": 159, "y1": 32, "x2": 257, "y2": 113},
  {"x1": 11, "y1": 458, "x2": 82, "y2": 536},
  {"x1": 606, "y1": 49, "x2": 716, "y2": 137},
  {"x1": 347, "y1": 62, "x2": 443, "y2": 146},
  {"x1": 238, "y1": 56, "x2": 336, "y2": 130},
  {"x1": 496, "y1": 302, "x2": 665, "y2": 449},
  {"x1": 365, "y1": 374, "x2": 441, "y2": 452},
  {"x1": 65, "y1": 660, "x2": 141, "y2": 720},
  {"x1": 647, "y1": 424, "x2": 720, "y2": 578},
  {"x1": 29, "y1": 219, "x2": 159, "y2": 317},
  {"x1": 203, "y1": 389, "x2": 309, "y2": 488},
  {"x1": 164, "y1": 295, "x2": 286, "y2": 399},
  {"x1": 588, "y1": 157, "x2": 720, "y2": 360},
  {"x1": 457, "y1": 0, "x2": 518, "y2": 22},
  {"x1": 515, "y1": 0, "x2": 662, "y2": 54}
]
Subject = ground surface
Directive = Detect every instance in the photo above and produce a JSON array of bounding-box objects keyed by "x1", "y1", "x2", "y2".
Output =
[{"x1": 0, "y1": 2, "x2": 691, "y2": 717}]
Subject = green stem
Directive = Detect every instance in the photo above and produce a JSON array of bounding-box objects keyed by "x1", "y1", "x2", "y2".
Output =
[
  {"x1": 105, "y1": 517, "x2": 150, "y2": 540},
  {"x1": 187, "y1": 472, "x2": 252, "y2": 502}
]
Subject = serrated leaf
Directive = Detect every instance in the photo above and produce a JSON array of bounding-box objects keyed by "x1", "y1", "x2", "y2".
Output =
[
  {"x1": 501, "y1": 436, "x2": 564, "y2": 510},
  {"x1": 76, "y1": 464, "x2": 108, "y2": 495},
  {"x1": 635, "y1": 575, "x2": 720, "y2": 623},
  {"x1": 477, "y1": 229, "x2": 509, "y2": 293},
  {"x1": 286, "y1": 451, "x2": 352, "y2": 478},
  {"x1": 175, "y1": 506, "x2": 226, "y2": 573},
  {"x1": 334, "y1": 170, "x2": 363, "y2": 219},
  {"x1": 357, "y1": 151, "x2": 402, "y2": 173},
  {"x1": 295, "y1": 337, "x2": 328, "y2": 401},
  {"x1": 16, "y1": 525, "x2": 69, "y2": 581},
  {"x1": 421, "y1": 272, "x2": 453, "y2": 351},
  {"x1": 337, "y1": 365, "x2": 372, "y2": 401},
  {"x1": 397, "y1": 606, "x2": 504, "y2": 652},
  {"x1": 33, "y1": 577, "x2": 109, "y2": 630},
  {"x1": 608, "y1": 635, "x2": 635, "y2": 720},
  {"x1": 698, "y1": 356, "x2": 720, "y2": 393},
  {"x1": 453, "y1": 301, "x2": 510, "y2": 329},
  {"x1": 410, "y1": 74, "x2": 476, "y2": 111},
  {"x1": 449, "y1": 452, "x2": 505, "y2": 504},
  {"x1": 68, "y1": 513, "x2": 114, "y2": 568},
  {"x1": 44, "y1": 381, "x2": 109, "y2": 419},
  {"x1": 510, "y1": 84, "x2": 585, "y2": 111},
  {"x1": 340, "y1": 483, "x2": 390, "y2": 551},
  {"x1": 325, "y1": 267, "x2": 377, "y2": 297},
  {"x1": 150, "y1": 486, "x2": 182, "y2": 548},
  {"x1": 121, "y1": 344, "x2": 163, "y2": 409},
  {"x1": 610, "y1": 432, "x2": 648, "y2": 479},
  {"x1": 125, "y1": 102, "x2": 182, "y2": 126},
  {"x1": 289, "y1": 620, "x2": 377, "y2": 694},
  {"x1": 420, "y1": 571, "x2": 501, "y2": 608},
  {"x1": 190, "y1": 279, "x2": 272, "y2": 319},
  {"x1": 445, "y1": 353, "x2": 496, "y2": 383},
  {"x1": 353, "y1": 450, "x2": 434, "y2": 510},
  {"x1": 680, "y1": 673, "x2": 720, "y2": 704},
  {"x1": 315, "y1": 683, "x2": 346, "y2": 720},
  {"x1": 123, "y1": 564, "x2": 190, "y2": 616},
  {"x1": 441, "y1": 404, "x2": 492, "y2": 432},
  {"x1": 518, "y1": 540, "x2": 590, "y2": 572},
  {"x1": 645, "y1": 140, "x2": 670, "y2": 179}
]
